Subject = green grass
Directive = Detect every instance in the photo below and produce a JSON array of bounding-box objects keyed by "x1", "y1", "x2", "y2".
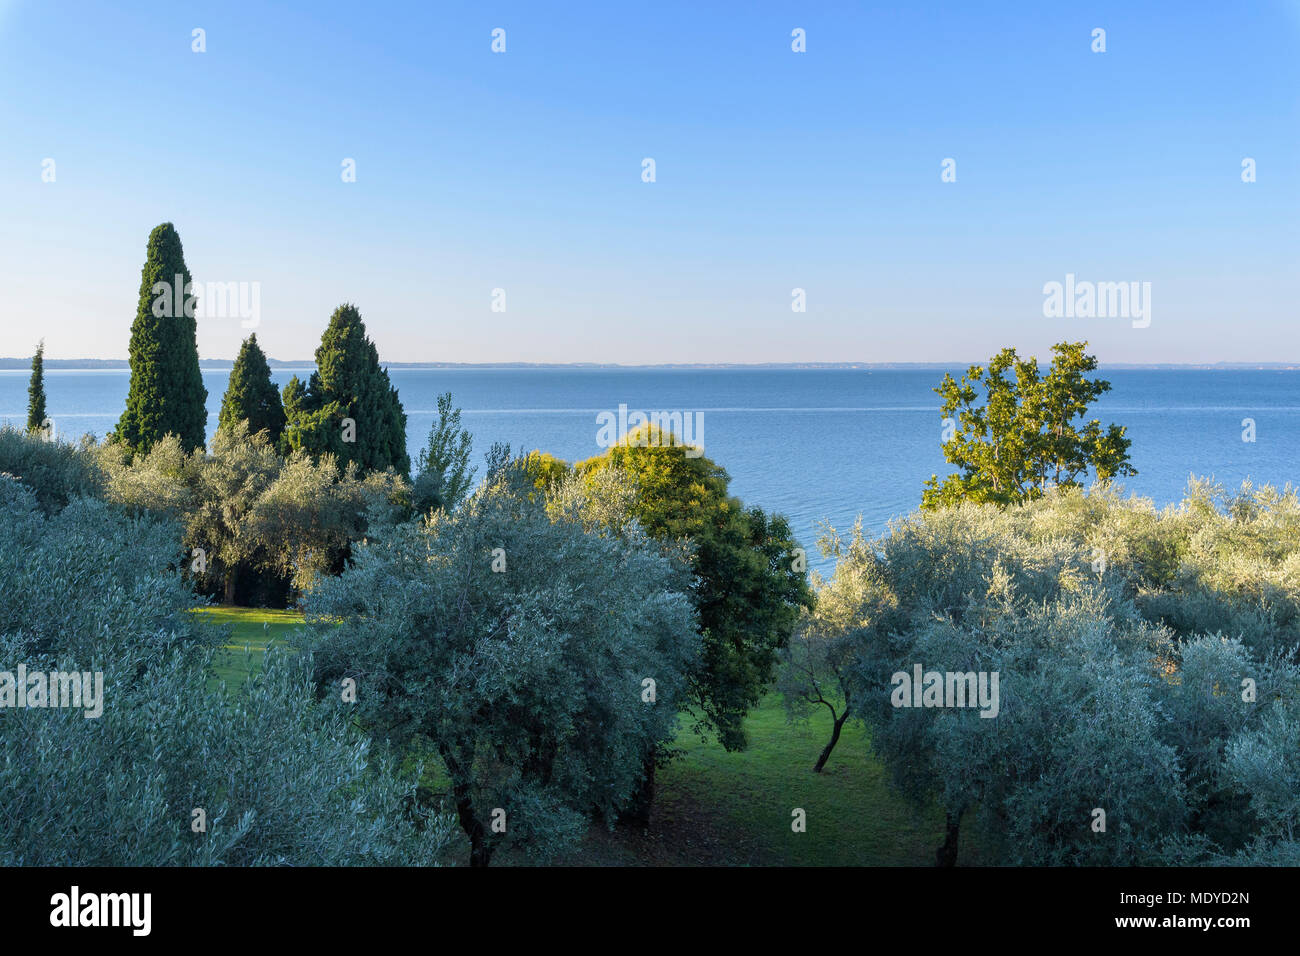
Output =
[
  {"x1": 567, "y1": 698, "x2": 980, "y2": 866},
  {"x1": 194, "y1": 605, "x2": 303, "y2": 691},
  {"x1": 657, "y1": 699, "x2": 955, "y2": 865},
  {"x1": 194, "y1": 604, "x2": 975, "y2": 866}
]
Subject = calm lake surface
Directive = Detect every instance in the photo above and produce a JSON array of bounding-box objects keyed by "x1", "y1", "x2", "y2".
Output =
[{"x1": 4, "y1": 367, "x2": 1298, "y2": 575}]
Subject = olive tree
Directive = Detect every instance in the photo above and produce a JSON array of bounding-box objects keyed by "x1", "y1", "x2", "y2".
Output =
[
  {"x1": 777, "y1": 522, "x2": 882, "y2": 772},
  {"x1": 97, "y1": 424, "x2": 410, "y2": 604},
  {"x1": 412, "y1": 392, "x2": 475, "y2": 515},
  {"x1": 830, "y1": 484, "x2": 1300, "y2": 865},
  {"x1": 0, "y1": 475, "x2": 453, "y2": 866},
  {"x1": 305, "y1": 465, "x2": 699, "y2": 865},
  {"x1": 0, "y1": 425, "x2": 104, "y2": 515}
]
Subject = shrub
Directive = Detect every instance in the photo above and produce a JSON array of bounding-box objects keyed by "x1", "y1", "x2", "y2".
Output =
[
  {"x1": 0, "y1": 426, "x2": 104, "y2": 514},
  {"x1": 0, "y1": 475, "x2": 451, "y2": 866}
]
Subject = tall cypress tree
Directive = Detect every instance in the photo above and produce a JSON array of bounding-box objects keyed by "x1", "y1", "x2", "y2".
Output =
[
  {"x1": 26, "y1": 340, "x2": 46, "y2": 433},
  {"x1": 218, "y1": 333, "x2": 286, "y2": 443},
  {"x1": 112, "y1": 223, "x2": 208, "y2": 455},
  {"x1": 282, "y1": 303, "x2": 409, "y2": 476}
]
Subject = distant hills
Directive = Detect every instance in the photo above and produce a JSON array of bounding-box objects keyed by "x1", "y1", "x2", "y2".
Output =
[{"x1": 2, "y1": 359, "x2": 1299, "y2": 371}]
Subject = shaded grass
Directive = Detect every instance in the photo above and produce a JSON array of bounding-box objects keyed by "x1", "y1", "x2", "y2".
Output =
[
  {"x1": 568, "y1": 697, "x2": 979, "y2": 866},
  {"x1": 661, "y1": 699, "x2": 948, "y2": 865}
]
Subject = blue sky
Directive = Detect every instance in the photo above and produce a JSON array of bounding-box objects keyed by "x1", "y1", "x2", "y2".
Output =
[{"x1": 1, "y1": 0, "x2": 1297, "y2": 364}]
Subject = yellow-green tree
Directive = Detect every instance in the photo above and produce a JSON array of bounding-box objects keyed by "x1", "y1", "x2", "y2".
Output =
[{"x1": 577, "y1": 426, "x2": 813, "y2": 752}]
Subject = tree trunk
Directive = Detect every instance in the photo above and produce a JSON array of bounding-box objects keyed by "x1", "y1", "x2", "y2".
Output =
[
  {"x1": 223, "y1": 564, "x2": 239, "y2": 605},
  {"x1": 813, "y1": 711, "x2": 849, "y2": 773},
  {"x1": 438, "y1": 742, "x2": 494, "y2": 867},
  {"x1": 935, "y1": 809, "x2": 962, "y2": 867},
  {"x1": 456, "y1": 796, "x2": 493, "y2": 867},
  {"x1": 619, "y1": 748, "x2": 657, "y2": 829},
  {"x1": 469, "y1": 833, "x2": 493, "y2": 868}
]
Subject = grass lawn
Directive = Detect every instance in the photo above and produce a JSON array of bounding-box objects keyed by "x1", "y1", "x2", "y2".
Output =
[
  {"x1": 195, "y1": 604, "x2": 975, "y2": 866},
  {"x1": 195, "y1": 605, "x2": 303, "y2": 692},
  {"x1": 657, "y1": 699, "x2": 958, "y2": 865},
  {"x1": 566, "y1": 697, "x2": 980, "y2": 866}
]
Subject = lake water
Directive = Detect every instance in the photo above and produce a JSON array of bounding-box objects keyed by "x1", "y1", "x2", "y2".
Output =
[{"x1": 3, "y1": 367, "x2": 1298, "y2": 575}]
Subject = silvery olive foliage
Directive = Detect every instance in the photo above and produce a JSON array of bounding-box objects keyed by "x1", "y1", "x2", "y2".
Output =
[
  {"x1": 242, "y1": 444, "x2": 409, "y2": 590},
  {"x1": 0, "y1": 424, "x2": 104, "y2": 515},
  {"x1": 815, "y1": 483, "x2": 1300, "y2": 865},
  {"x1": 411, "y1": 391, "x2": 475, "y2": 515},
  {"x1": 777, "y1": 525, "x2": 869, "y2": 772},
  {"x1": 0, "y1": 475, "x2": 453, "y2": 866},
  {"x1": 305, "y1": 466, "x2": 700, "y2": 866},
  {"x1": 97, "y1": 422, "x2": 410, "y2": 600},
  {"x1": 0, "y1": 475, "x2": 200, "y2": 663}
]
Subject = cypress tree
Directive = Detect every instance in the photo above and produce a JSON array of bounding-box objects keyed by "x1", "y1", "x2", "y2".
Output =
[
  {"x1": 112, "y1": 223, "x2": 208, "y2": 455},
  {"x1": 278, "y1": 374, "x2": 342, "y2": 459},
  {"x1": 26, "y1": 340, "x2": 46, "y2": 433},
  {"x1": 218, "y1": 333, "x2": 286, "y2": 443},
  {"x1": 282, "y1": 303, "x2": 409, "y2": 476}
]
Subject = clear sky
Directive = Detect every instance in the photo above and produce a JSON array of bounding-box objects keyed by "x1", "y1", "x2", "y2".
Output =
[{"x1": 1, "y1": 0, "x2": 1297, "y2": 364}]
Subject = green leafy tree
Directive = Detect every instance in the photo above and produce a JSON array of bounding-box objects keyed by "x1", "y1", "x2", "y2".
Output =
[
  {"x1": 218, "y1": 334, "x2": 286, "y2": 443},
  {"x1": 922, "y1": 341, "x2": 1135, "y2": 509},
  {"x1": 412, "y1": 392, "x2": 475, "y2": 514},
  {"x1": 569, "y1": 429, "x2": 813, "y2": 826},
  {"x1": 281, "y1": 303, "x2": 409, "y2": 477},
  {"x1": 26, "y1": 340, "x2": 46, "y2": 433},
  {"x1": 578, "y1": 426, "x2": 814, "y2": 752},
  {"x1": 111, "y1": 223, "x2": 208, "y2": 455},
  {"x1": 482, "y1": 440, "x2": 512, "y2": 486}
]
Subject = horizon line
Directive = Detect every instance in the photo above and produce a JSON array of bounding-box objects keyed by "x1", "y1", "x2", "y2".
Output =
[{"x1": 4, "y1": 359, "x2": 1300, "y2": 371}]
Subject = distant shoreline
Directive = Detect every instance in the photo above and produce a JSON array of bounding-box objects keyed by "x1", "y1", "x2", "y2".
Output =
[{"x1": 3, "y1": 360, "x2": 1300, "y2": 372}]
